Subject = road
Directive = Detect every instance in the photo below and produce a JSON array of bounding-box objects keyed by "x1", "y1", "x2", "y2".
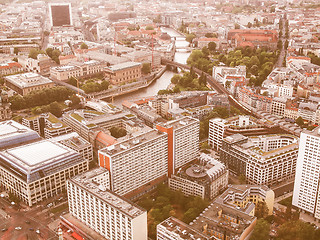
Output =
[
  {"x1": 275, "y1": 18, "x2": 287, "y2": 68},
  {"x1": 0, "y1": 196, "x2": 66, "y2": 240}
]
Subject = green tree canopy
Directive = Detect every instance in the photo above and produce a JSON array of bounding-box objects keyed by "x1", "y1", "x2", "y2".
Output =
[
  {"x1": 80, "y1": 43, "x2": 88, "y2": 49},
  {"x1": 141, "y1": 62, "x2": 151, "y2": 74},
  {"x1": 250, "y1": 219, "x2": 270, "y2": 240}
]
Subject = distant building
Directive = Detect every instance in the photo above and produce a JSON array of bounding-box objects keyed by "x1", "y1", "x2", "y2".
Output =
[
  {"x1": 18, "y1": 54, "x2": 56, "y2": 76},
  {"x1": 169, "y1": 153, "x2": 228, "y2": 200},
  {"x1": 0, "y1": 139, "x2": 88, "y2": 206},
  {"x1": 67, "y1": 168, "x2": 147, "y2": 240},
  {"x1": 49, "y1": 3, "x2": 73, "y2": 27},
  {"x1": 197, "y1": 37, "x2": 220, "y2": 49},
  {"x1": 4, "y1": 72, "x2": 54, "y2": 96},
  {"x1": 50, "y1": 60, "x2": 104, "y2": 81},
  {"x1": 122, "y1": 50, "x2": 161, "y2": 67},
  {"x1": 212, "y1": 65, "x2": 246, "y2": 86},
  {"x1": 0, "y1": 62, "x2": 23, "y2": 76},
  {"x1": 104, "y1": 62, "x2": 142, "y2": 85}
]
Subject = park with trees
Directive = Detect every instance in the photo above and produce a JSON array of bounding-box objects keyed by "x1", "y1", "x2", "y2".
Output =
[{"x1": 137, "y1": 183, "x2": 208, "y2": 239}]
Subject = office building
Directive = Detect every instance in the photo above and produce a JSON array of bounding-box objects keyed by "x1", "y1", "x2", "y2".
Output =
[
  {"x1": 4, "y1": 72, "x2": 54, "y2": 96},
  {"x1": 67, "y1": 168, "x2": 147, "y2": 240},
  {"x1": 98, "y1": 129, "x2": 168, "y2": 198},
  {"x1": 0, "y1": 120, "x2": 40, "y2": 149},
  {"x1": 0, "y1": 139, "x2": 88, "y2": 206},
  {"x1": 22, "y1": 113, "x2": 72, "y2": 138},
  {"x1": 216, "y1": 185, "x2": 275, "y2": 216},
  {"x1": 220, "y1": 134, "x2": 298, "y2": 186},
  {"x1": 293, "y1": 127, "x2": 320, "y2": 220},
  {"x1": 169, "y1": 153, "x2": 228, "y2": 200},
  {"x1": 49, "y1": 3, "x2": 73, "y2": 27},
  {"x1": 51, "y1": 132, "x2": 93, "y2": 163}
]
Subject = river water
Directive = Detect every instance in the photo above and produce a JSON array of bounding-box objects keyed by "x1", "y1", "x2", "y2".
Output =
[{"x1": 113, "y1": 28, "x2": 191, "y2": 105}]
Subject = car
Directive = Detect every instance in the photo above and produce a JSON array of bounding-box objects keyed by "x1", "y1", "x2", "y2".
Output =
[
  {"x1": 15, "y1": 227, "x2": 22, "y2": 230},
  {"x1": 29, "y1": 228, "x2": 34, "y2": 231},
  {"x1": 1, "y1": 228, "x2": 7, "y2": 232},
  {"x1": 25, "y1": 220, "x2": 30, "y2": 224},
  {"x1": 36, "y1": 229, "x2": 40, "y2": 234}
]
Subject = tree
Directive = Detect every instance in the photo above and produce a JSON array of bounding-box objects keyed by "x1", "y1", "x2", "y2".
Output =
[
  {"x1": 109, "y1": 127, "x2": 127, "y2": 138},
  {"x1": 284, "y1": 39, "x2": 289, "y2": 49},
  {"x1": 49, "y1": 101, "x2": 62, "y2": 117},
  {"x1": 235, "y1": 23, "x2": 240, "y2": 29},
  {"x1": 277, "y1": 40, "x2": 283, "y2": 50},
  {"x1": 12, "y1": 57, "x2": 18, "y2": 62},
  {"x1": 186, "y1": 33, "x2": 196, "y2": 43},
  {"x1": 277, "y1": 220, "x2": 319, "y2": 240},
  {"x1": 67, "y1": 77, "x2": 78, "y2": 87},
  {"x1": 255, "y1": 201, "x2": 269, "y2": 219},
  {"x1": 141, "y1": 63, "x2": 151, "y2": 74},
  {"x1": 80, "y1": 43, "x2": 88, "y2": 49},
  {"x1": 14, "y1": 47, "x2": 19, "y2": 55},
  {"x1": 250, "y1": 219, "x2": 270, "y2": 240},
  {"x1": 208, "y1": 41, "x2": 217, "y2": 52},
  {"x1": 153, "y1": 14, "x2": 161, "y2": 24},
  {"x1": 146, "y1": 25, "x2": 154, "y2": 30},
  {"x1": 247, "y1": 22, "x2": 252, "y2": 28},
  {"x1": 70, "y1": 94, "x2": 81, "y2": 108},
  {"x1": 46, "y1": 48, "x2": 53, "y2": 58},
  {"x1": 29, "y1": 48, "x2": 41, "y2": 59},
  {"x1": 100, "y1": 80, "x2": 109, "y2": 90},
  {"x1": 205, "y1": 33, "x2": 217, "y2": 38},
  {"x1": 51, "y1": 49, "x2": 61, "y2": 64},
  {"x1": 296, "y1": 116, "x2": 304, "y2": 127},
  {"x1": 171, "y1": 74, "x2": 181, "y2": 84}
]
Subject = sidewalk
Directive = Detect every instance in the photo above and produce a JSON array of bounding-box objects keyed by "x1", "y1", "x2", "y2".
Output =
[{"x1": 300, "y1": 212, "x2": 320, "y2": 228}]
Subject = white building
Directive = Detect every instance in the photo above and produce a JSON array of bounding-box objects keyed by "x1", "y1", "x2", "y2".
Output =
[
  {"x1": 293, "y1": 127, "x2": 320, "y2": 220},
  {"x1": 98, "y1": 129, "x2": 168, "y2": 198},
  {"x1": 67, "y1": 168, "x2": 147, "y2": 240},
  {"x1": 169, "y1": 153, "x2": 228, "y2": 200},
  {"x1": 209, "y1": 118, "x2": 227, "y2": 151}
]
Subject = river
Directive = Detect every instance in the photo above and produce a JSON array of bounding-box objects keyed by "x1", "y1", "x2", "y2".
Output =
[{"x1": 113, "y1": 27, "x2": 191, "y2": 105}]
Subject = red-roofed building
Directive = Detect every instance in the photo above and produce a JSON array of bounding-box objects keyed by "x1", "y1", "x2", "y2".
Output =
[
  {"x1": 228, "y1": 29, "x2": 278, "y2": 50},
  {"x1": 197, "y1": 37, "x2": 220, "y2": 49},
  {"x1": 0, "y1": 62, "x2": 23, "y2": 76},
  {"x1": 59, "y1": 55, "x2": 77, "y2": 65},
  {"x1": 94, "y1": 131, "x2": 118, "y2": 150}
]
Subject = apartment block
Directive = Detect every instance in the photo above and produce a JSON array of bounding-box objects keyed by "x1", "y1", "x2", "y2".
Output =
[
  {"x1": 98, "y1": 129, "x2": 168, "y2": 198},
  {"x1": 156, "y1": 117, "x2": 200, "y2": 176},
  {"x1": 293, "y1": 127, "x2": 320, "y2": 220},
  {"x1": 67, "y1": 168, "x2": 147, "y2": 240}
]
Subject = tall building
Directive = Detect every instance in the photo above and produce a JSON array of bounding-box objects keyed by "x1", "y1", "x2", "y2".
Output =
[
  {"x1": 67, "y1": 168, "x2": 147, "y2": 240},
  {"x1": 156, "y1": 117, "x2": 200, "y2": 176},
  {"x1": 49, "y1": 3, "x2": 73, "y2": 27},
  {"x1": 98, "y1": 129, "x2": 168, "y2": 198},
  {"x1": 293, "y1": 127, "x2": 320, "y2": 220}
]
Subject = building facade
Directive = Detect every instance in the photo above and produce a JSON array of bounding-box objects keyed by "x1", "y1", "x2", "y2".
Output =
[
  {"x1": 0, "y1": 140, "x2": 88, "y2": 206},
  {"x1": 67, "y1": 168, "x2": 147, "y2": 240},
  {"x1": 293, "y1": 127, "x2": 320, "y2": 220},
  {"x1": 104, "y1": 62, "x2": 141, "y2": 85}
]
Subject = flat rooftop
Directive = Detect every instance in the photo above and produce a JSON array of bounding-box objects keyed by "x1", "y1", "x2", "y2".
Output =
[
  {"x1": 159, "y1": 116, "x2": 199, "y2": 130},
  {"x1": 70, "y1": 168, "x2": 146, "y2": 218},
  {"x1": 100, "y1": 129, "x2": 165, "y2": 156},
  {"x1": 5, "y1": 72, "x2": 53, "y2": 88},
  {"x1": 158, "y1": 217, "x2": 209, "y2": 240},
  {"x1": 190, "y1": 202, "x2": 256, "y2": 238},
  {"x1": 0, "y1": 139, "x2": 77, "y2": 171},
  {"x1": 105, "y1": 61, "x2": 141, "y2": 72},
  {"x1": 0, "y1": 120, "x2": 40, "y2": 149}
]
